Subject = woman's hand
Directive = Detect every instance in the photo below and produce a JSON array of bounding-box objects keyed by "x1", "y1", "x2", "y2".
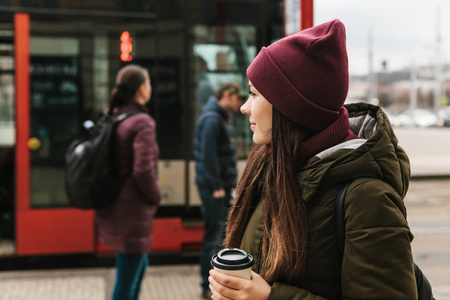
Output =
[
  {"x1": 209, "y1": 270, "x2": 271, "y2": 300},
  {"x1": 213, "y1": 189, "x2": 226, "y2": 198}
]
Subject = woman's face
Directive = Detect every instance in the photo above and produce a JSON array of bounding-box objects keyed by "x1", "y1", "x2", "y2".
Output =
[{"x1": 241, "y1": 82, "x2": 272, "y2": 145}]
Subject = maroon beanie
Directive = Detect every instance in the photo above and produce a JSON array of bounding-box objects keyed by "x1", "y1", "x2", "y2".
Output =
[{"x1": 247, "y1": 19, "x2": 349, "y2": 131}]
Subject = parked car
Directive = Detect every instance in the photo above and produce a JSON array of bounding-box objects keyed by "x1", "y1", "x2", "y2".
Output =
[
  {"x1": 383, "y1": 110, "x2": 398, "y2": 127},
  {"x1": 397, "y1": 109, "x2": 439, "y2": 127},
  {"x1": 438, "y1": 106, "x2": 450, "y2": 127}
]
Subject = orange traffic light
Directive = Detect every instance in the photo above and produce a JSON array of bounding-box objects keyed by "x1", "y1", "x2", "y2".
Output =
[{"x1": 120, "y1": 31, "x2": 132, "y2": 61}]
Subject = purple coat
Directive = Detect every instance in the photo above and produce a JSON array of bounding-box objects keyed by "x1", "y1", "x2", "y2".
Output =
[{"x1": 95, "y1": 102, "x2": 161, "y2": 254}]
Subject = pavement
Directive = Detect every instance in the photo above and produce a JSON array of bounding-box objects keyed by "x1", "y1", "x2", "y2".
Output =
[
  {"x1": 405, "y1": 178, "x2": 450, "y2": 299},
  {"x1": 0, "y1": 265, "x2": 203, "y2": 300}
]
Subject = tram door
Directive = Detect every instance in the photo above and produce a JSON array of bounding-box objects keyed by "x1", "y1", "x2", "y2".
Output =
[{"x1": 15, "y1": 13, "x2": 94, "y2": 255}]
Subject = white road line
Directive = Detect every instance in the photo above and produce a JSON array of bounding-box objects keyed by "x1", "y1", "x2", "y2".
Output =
[{"x1": 411, "y1": 226, "x2": 450, "y2": 234}]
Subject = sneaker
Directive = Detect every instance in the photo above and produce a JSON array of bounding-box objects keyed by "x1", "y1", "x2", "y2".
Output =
[{"x1": 201, "y1": 289, "x2": 212, "y2": 299}]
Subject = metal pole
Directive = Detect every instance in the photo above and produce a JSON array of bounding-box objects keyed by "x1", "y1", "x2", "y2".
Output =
[
  {"x1": 368, "y1": 28, "x2": 375, "y2": 102},
  {"x1": 0, "y1": 6, "x2": 156, "y2": 19},
  {"x1": 301, "y1": 0, "x2": 314, "y2": 30},
  {"x1": 410, "y1": 60, "x2": 417, "y2": 111},
  {"x1": 434, "y1": 6, "x2": 442, "y2": 113}
]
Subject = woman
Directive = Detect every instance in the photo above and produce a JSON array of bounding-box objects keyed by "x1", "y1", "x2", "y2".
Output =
[
  {"x1": 209, "y1": 20, "x2": 416, "y2": 299},
  {"x1": 96, "y1": 64, "x2": 161, "y2": 300}
]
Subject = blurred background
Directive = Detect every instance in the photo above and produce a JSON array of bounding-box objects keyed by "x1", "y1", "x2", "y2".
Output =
[{"x1": 317, "y1": 0, "x2": 450, "y2": 129}]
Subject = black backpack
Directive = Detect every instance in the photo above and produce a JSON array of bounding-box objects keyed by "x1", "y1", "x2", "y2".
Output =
[
  {"x1": 336, "y1": 182, "x2": 435, "y2": 300},
  {"x1": 64, "y1": 110, "x2": 142, "y2": 209}
]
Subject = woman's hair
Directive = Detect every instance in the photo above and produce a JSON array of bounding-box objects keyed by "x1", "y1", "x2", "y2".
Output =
[
  {"x1": 216, "y1": 82, "x2": 242, "y2": 100},
  {"x1": 107, "y1": 64, "x2": 148, "y2": 114},
  {"x1": 225, "y1": 108, "x2": 317, "y2": 285}
]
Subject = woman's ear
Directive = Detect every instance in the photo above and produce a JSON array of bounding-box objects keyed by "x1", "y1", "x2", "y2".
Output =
[
  {"x1": 133, "y1": 83, "x2": 145, "y2": 104},
  {"x1": 138, "y1": 83, "x2": 146, "y2": 97},
  {"x1": 136, "y1": 82, "x2": 151, "y2": 104}
]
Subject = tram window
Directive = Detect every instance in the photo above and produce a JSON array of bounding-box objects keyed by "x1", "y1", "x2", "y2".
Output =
[
  {"x1": 0, "y1": 73, "x2": 14, "y2": 146},
  {"x1": 193, "y1": 25, "x2": 257, "y2": 159},
  {"x1": 29, "y1": 37, "x2": 81, "y2": 208},
  {"x1": 134, "y1": 58, "x2": 183, "y2": 159},
  {"x1": 0, "y1": 37, "x2": 14, "y2": 146}
]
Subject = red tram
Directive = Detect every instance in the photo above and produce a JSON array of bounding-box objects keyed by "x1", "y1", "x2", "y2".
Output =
[{"x1": 0, "y1": 2, "x2": 285, "y2": 258}]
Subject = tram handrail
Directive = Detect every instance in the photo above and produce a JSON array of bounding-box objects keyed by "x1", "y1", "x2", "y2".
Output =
[{"x1": 0, "y1": 6, "x2": 156, "y2": 19}]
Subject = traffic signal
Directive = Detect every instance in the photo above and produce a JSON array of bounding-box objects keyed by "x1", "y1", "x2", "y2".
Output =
[{"x1": 120, "y1": 31, "x2": 132, "y2": 62}]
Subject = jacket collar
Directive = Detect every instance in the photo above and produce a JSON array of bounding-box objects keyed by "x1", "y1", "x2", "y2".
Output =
[
  {"x1": 113, "y1": 101, "x2": 149, "y2": 116},
  {"x1": 203, "y1": 97, "x2": 229, "y2": 121},
  {"x1": 301, "y1": 107, "x2": 360, "y2": 160},
  {"x1": 297, "y1": 103, "x2": 410, "y2": 203}
]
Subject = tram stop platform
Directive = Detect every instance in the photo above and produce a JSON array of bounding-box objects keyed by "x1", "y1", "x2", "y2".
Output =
[
  {"x1": 0, "y1": 264, "x2": 204, "y2": 300},
  {"x1": 0, "y1": 260, "x2": 449, "y2": 300}
]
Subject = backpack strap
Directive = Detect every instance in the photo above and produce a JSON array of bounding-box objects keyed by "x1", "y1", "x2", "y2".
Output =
[
  {"x1": 113, "y1": 109, "x2": 143, "y2": 123},
  {"x1": 335, "y1": 181, "x2": 435, "y2": 300},
  {"x1": 111, "y1": 109, "x2": 145, "y2": 179},
  {"x1": 336, "y1": 181, "x2": 352, "y2": 257}
]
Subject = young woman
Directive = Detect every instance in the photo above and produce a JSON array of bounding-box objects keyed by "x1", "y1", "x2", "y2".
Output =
[
  {"x1": 208, "y1": 19, "x2": 417, "y2": 299},
  {"x1": 95, "y1": 64, "x2": 161, "y2": 300}
]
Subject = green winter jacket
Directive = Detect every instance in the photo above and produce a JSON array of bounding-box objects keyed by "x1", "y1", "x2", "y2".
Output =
[{"x1": 239, "y1": 103, "x2": 417, "y2": 299}]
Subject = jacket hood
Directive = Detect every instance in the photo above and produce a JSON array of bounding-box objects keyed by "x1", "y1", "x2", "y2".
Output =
[
  {"x1": 297, "y1": 102, "x2": 410, "y2": 202},
  {"x1": 202, "y1": 96, "x2": 228, "y2": 120}
]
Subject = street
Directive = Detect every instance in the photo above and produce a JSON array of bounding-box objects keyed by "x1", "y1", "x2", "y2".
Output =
[
  {"x1": 394, "y1": 128, "x2": 450, "y2": 298},
  {"x1": 407, "y1": 178, "x2": 450, "y2": 299},
  {"x1": 394, "y1": 127, "x2": 450, "y2": 177}
]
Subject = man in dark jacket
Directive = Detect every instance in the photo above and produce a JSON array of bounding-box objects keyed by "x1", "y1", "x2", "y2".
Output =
[{"x1": 194, "y1": 82, "x2": 244, "y2": 299}]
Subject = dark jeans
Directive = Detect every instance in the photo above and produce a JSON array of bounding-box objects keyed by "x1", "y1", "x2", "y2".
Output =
[
  {"x1": 198, "y1": 187, "x2": 231, "y2": 290},
  {"x1": 112, "y1": 252, "x2": 148, "y2": 300}
]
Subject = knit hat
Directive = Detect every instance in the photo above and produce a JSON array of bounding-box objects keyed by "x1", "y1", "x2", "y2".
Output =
[{"x1": 247, "y1": 19, "x2": 349, "y2": 131}]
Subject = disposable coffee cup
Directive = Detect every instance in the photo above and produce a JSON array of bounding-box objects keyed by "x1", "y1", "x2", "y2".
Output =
[{"x1": 211, "y1": 248, "x2": 254, "y2": 279}]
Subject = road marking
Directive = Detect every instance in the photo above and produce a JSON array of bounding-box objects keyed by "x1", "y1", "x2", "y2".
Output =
[
  {"x1": 411, "y1": 226, "x2": 450, "y2": 234},
  {"x1": 414, "y1": 252, "x2": 450, "y2": 260}
]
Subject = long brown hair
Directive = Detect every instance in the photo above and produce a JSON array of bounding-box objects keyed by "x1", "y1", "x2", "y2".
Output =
[
  {"x1": 225, "y1": 108, "x2": 316, "y2": 285},
  {"x1": 107, "y1": 64, "x2": 148, "y2": 114}
]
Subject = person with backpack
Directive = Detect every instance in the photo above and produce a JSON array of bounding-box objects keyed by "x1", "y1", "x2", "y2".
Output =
[
  {"x1": 208, "y1": 20, "x2": 424, "y2": 299},
  {"x1": 193, "y1": 82, "x2": 245, "y2": 299},
  {"x1": 95, "y1": 64, "x2": 161, "y2": 300}
]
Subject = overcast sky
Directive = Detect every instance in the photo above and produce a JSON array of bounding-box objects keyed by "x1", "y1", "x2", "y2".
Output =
[{"x1": 314, "y1": 0, "x2": 450, "y2": 76}]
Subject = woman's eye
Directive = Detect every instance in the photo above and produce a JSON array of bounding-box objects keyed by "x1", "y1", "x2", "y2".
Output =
[{"x1": 249, "y1": 91, "x2": 256, "y2": 97}]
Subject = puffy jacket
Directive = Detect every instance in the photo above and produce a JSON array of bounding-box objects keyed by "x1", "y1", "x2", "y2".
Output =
[
  {"x1": 194, "y1": 97, "x2": 237, "y2": 190},
  {"x1": 95, "y1": 102, "x2": 161, "y2": 254},
  {"x1": 239, "y1": 103, "x2": 416, "y2": 299}
]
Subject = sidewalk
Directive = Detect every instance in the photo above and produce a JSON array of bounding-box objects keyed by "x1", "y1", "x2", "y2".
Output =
[
  {"x1": 0, "y1": 264, "x2": 203, "y2": 300},
  {"x1": 0, "y1": 262, "x2": 449, "y2": 300},
  {"x1": 407, "y1": 178, "x2": 450, "y2": 299}
]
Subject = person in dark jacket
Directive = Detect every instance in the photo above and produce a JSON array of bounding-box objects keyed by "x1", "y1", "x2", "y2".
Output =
[
  {"x1": 208, "y1": 20, "x2": 417, "y2": 299},
  {"x1": 95, "y1": 64, "x2": 161, "y2": 300},
  {"x1": 194, "y1": 82, "x2": 244, "y2": 299}
]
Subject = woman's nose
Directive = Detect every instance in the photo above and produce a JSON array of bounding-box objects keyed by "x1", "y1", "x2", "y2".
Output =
[{"x1": 240, "y1": 98, "x2": 250, "y2": 115}]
